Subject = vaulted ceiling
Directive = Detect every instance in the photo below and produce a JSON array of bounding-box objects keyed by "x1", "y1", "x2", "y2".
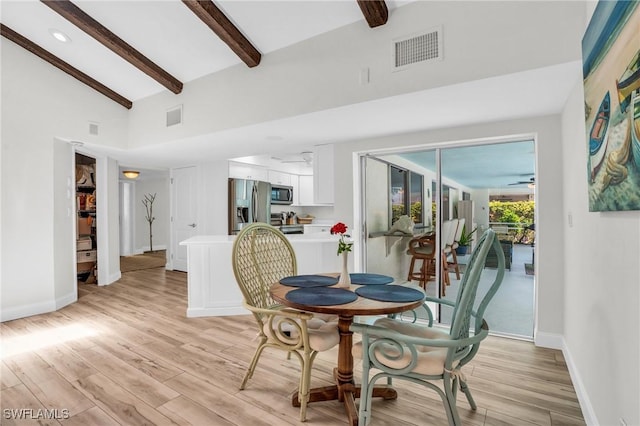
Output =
[
  {"x1": 2, "y1": 0, "x2": 583, "y2": 190},
  {"x1": 1, "y1": 0, "x2": 400, "y2": 109}
]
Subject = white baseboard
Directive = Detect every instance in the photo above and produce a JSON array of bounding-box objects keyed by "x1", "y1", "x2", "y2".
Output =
[
  {"x1": 1, "y1": 299, "x2": 56, "y2": 322},
  {"x1": 535, "y1": 332, "x2": 597, "y2": 426},
  {"x1": 55, "y1": 291, "x2": 77, "y2": 310},
  {"x1": 562, "y1": 340, "x2": 598, "y2": 425},
  {"x1": 534, "y1": 331, "x2": 563, "y2": 350},
  {"x1": 102, "y1": 271, "x2": 121, "y2": 286},
  {"x1": 136, "y1": 245, "x2": 167, "y2": 254}
]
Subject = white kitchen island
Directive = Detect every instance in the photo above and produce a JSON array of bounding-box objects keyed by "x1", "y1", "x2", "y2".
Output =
[{"x1": 179, "y1": 233, "x2": 343, "y2": 317}]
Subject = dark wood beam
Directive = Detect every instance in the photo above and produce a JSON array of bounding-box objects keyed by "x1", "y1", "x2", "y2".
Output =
[
  {"x1": 357, "y1": 0, "x2": 388, "y2": 28},
  {"x1": 182, "y1": 0, "x2": 261, "y2": 68},
  {"x1": 41, "y1": 0, "x2": 183, "y2": 94},
  {"x1": 1, "y1": 24, "x2": 132, "y2": 109}
]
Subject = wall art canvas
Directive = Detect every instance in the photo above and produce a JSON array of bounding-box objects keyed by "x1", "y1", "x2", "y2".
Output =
[{"x1": 583, "y1": 0, "x2": 640, "y2": 211}]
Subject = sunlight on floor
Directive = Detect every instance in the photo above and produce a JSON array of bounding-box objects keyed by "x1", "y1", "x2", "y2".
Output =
[{"x1": 1, "y1": 324, "x2": 99, "y2": 358}]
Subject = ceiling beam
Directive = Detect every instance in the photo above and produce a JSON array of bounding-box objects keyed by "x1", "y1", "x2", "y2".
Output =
[
  {"x1": 357, "y1": 0, "x2": 388, "y2": 28},
  {"x1": 182, "y1": 0, "x2": 261, "y2": 68},
  {"x1": 1, "y1": 24, "x2": 132, "y2": 109},
  {"x1": 41, "y1": 0, "x2": 183, "y2": 94}
]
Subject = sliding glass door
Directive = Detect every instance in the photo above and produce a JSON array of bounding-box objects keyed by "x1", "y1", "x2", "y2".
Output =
[{"x1": 362, "y1": 139, "x2": 536, "y2": 338}]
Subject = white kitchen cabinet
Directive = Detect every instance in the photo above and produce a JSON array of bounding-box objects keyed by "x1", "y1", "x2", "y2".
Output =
[
  {"x1": 290, "y1": 175, "x2": 300, "y2": 205},
  {"x1": 268, "y1": 170, "x2": 292, "y2": 186},
  {"x1": 228, "y1": 161, "x2": 268, "y2": 181},
  {"x1": 313, "y1": 144, "x2": 334, "y2": 204},
  {"x1": 297, "y1": 175, "x2": 314, "y2": 205}
]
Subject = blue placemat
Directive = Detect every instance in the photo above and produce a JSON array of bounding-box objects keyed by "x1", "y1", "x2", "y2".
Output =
[
  {"x1": 279, "y1": 275, "x2": 339, "y2": 287},
  {"x1": 355, "y1": 285, "x2": 424, "y2": 303},
  {"x1": 285, "y1": 287, "x2": 358, "y2": 306},
  {"x1": 349, "y1": 273, "x2": 394, "y2": 285}
]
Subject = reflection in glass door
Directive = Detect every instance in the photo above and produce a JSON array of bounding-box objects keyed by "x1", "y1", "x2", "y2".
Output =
[
  {"x1": 439, "y1": 141, "x2": 535, "y2": 338},
  {"x1": 362, "y1": 139, "x2": 536, "y2": 339}
]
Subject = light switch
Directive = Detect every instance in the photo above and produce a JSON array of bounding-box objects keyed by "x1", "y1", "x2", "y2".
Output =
[{"x1": 360, "y1": 67, "x2": 370, "y2": 85}]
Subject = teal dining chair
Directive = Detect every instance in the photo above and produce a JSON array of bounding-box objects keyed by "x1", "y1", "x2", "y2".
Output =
[{"x1": 352, "y1": 228, "x2": 505, "y2": 426}]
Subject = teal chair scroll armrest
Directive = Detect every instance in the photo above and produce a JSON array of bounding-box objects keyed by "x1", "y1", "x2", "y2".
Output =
[{"x1": 352, "y1": 229, "x2": 505, "y2": 426}]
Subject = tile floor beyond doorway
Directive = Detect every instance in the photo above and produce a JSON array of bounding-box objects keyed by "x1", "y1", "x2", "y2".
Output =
[{"x1": 425, "y1": 243, "x2": 535, "y2": 338}]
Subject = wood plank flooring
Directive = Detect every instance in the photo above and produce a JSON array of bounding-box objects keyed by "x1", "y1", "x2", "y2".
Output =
[{"x1": 0, "y1": 267, "x2": 585, "y2": 425}]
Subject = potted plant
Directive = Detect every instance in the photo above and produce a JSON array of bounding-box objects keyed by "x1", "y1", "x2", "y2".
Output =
[{"x1": 455, "y1": 225, "x2": 477, "y2": 255}]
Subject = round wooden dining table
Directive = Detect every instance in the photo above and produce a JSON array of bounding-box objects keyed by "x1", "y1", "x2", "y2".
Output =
[{"x1": 270, "y1": 276, "x2": 424, "y2": 426}]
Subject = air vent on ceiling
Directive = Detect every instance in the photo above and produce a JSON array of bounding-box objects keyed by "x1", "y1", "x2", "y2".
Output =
[
  {"x1": 166, "y1": 105, "x2": 183, "y2": 127},
  {"x1": 393, "y1": 27, "x2": 442, "y2": 71},
  {"x1": 88, "y1": 122, "x2": 99, "y2": 135}
]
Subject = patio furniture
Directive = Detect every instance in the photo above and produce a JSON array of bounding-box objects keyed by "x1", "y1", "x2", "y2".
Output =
[
  {"x1": 485, "y1": 239, "x2": 512, "y2": 270},
  {"x1": 406, "y1": 233, "x2": 437, "y2": 290}
]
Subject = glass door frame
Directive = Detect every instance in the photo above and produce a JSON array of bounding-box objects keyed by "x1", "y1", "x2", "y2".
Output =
[{"x1": 357, "y1": 134, "x2": 537, "y2": 329}]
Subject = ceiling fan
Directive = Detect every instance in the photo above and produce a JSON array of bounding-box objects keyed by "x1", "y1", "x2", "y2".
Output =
[
  {"x1": 508, "y1": 177, "x2": 535, "y2": 186},
  {"x1": 272, "y1": 151, "x2": 313, "y2": 165}
]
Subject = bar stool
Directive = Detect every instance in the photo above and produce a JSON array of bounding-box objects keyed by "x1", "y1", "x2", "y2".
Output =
[{"x1": 406, "y1": 234, "x2": 438, "y2": 291}]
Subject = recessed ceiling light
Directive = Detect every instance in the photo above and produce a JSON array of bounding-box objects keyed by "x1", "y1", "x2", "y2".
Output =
[{"x1": 48, "y1": 28, "x2": 71, "y2": 43}]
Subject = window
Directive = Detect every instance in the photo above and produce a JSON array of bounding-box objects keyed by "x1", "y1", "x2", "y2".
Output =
[
  {"x1": 390, "y1": 166, "x2": 424, "y2": 225},
  {"x1": 390, "y1": 166, "x2": 406, "y2": 223},
  {"x1": 409, "y1": 171, "x2": 423, "y2": 225}
]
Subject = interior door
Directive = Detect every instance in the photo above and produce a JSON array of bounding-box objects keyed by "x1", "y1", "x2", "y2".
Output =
[
  {"x1": 119, "y1": 181, "x2": 134, "y2": 256},
  {"x1": 171, "y1": 166, "x2": 197, "y2": 271}
]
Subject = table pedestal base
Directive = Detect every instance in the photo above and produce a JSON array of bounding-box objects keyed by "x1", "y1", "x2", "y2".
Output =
[{"x1": 292, "y1": 369, "x2": 397, "y2": 426}]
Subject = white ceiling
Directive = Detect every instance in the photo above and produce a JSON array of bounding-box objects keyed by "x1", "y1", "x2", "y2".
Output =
[
  {"x1": 2, "y1": 1, "x2": 583, "y2": 189},
  {"x1": 1, "y1": 0, "x2": 410, "y2": 101}
]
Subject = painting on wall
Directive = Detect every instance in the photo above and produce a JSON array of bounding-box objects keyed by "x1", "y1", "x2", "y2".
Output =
[{"x1": 583, "y1": 0, "x2": 640, "y2": 211}]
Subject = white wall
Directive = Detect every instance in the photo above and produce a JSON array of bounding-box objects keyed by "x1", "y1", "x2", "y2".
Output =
[
  {"x1": 1, "y1": 39, "x2": 129, "y2": 321},
  {"x1": 555, "y1": 3, "x2": 639, "y2": 424},
  {"x1": 561, "y1": 80, "x2": 640, "y2": 425},
  {"x1": 197, "y1": 161, "x2": 230, "y2": 236},
  {"x1": 53, "y1": 139, "x2": 76, "y2": 306},
  {"x1": 134, "y1": 176, "x2": 170, "y2": 253},
  {"x1": 127, "y1": 1, "x2": 585, "y2": 153},
  {"x1": 471, "y1": 188, "x2": 490, "y2": 232},
  {"x1": 103, "y1": 158, "x2": 121, "y2": 285}
]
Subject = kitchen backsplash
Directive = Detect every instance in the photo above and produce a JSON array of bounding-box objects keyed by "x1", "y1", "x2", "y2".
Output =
[{"x1": 271, "y1": 205, "x2": 334, "y2": 224}]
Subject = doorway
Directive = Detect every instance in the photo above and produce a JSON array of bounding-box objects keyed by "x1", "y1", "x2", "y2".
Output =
[
  {"x1": 75, "y1": 153, "x2": 98, "y2": 286},
  {"x1": 118, "y1": 167, "x2": 171, "y2": 273},
  {"x1": 361, "y1": 138, "x2": 536, "y2": 339}
]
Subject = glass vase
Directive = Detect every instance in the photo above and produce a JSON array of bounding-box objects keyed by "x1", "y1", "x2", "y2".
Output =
[{"x1": 337, "y1": 251, "x2": 351, "y2": 288}]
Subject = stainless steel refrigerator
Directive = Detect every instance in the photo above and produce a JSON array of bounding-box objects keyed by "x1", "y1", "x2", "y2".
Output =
[{"x1": 228, "y1": 178, "x2": 271, "y2": 235}]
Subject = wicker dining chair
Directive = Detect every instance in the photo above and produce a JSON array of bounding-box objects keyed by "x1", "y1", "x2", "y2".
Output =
[
  {"x1": 231, "y1": 223, "x2": 339, "y2": 422},
  {"x1": 352, "y1": 228, "x2": 505, "y2": 426}
]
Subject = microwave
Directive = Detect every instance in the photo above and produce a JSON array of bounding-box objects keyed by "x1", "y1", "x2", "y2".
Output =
[{"x1": 271, "y1": 184, "x2": 293, "y2": 205}]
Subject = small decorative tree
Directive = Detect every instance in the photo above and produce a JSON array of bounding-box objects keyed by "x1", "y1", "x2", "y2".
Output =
[{"x1": 142, "y1": 193, "x2": 156, "y2": 252}]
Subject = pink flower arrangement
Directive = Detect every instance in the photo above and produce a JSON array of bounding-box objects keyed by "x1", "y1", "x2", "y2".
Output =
[{"x1": 330, "y1": 222, "x2": 353, "y2": 255}]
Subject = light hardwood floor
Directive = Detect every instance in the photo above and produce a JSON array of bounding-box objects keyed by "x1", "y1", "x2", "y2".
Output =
[{"x1": 0, "y1": 267, "x2": 585, "y2": 425}]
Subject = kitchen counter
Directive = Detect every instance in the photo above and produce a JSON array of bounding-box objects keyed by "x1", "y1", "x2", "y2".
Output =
[
  {"x1": 179, "y1": 233, "x2": 346, "y2": 317},
  {"x1": 181, "y1": 233, "x2": 338, "y2": 245}
]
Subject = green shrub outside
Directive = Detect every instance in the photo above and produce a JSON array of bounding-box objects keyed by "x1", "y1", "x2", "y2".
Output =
[{"x1": 489, "y1": 200, "x2": 535, "y2": 243}]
